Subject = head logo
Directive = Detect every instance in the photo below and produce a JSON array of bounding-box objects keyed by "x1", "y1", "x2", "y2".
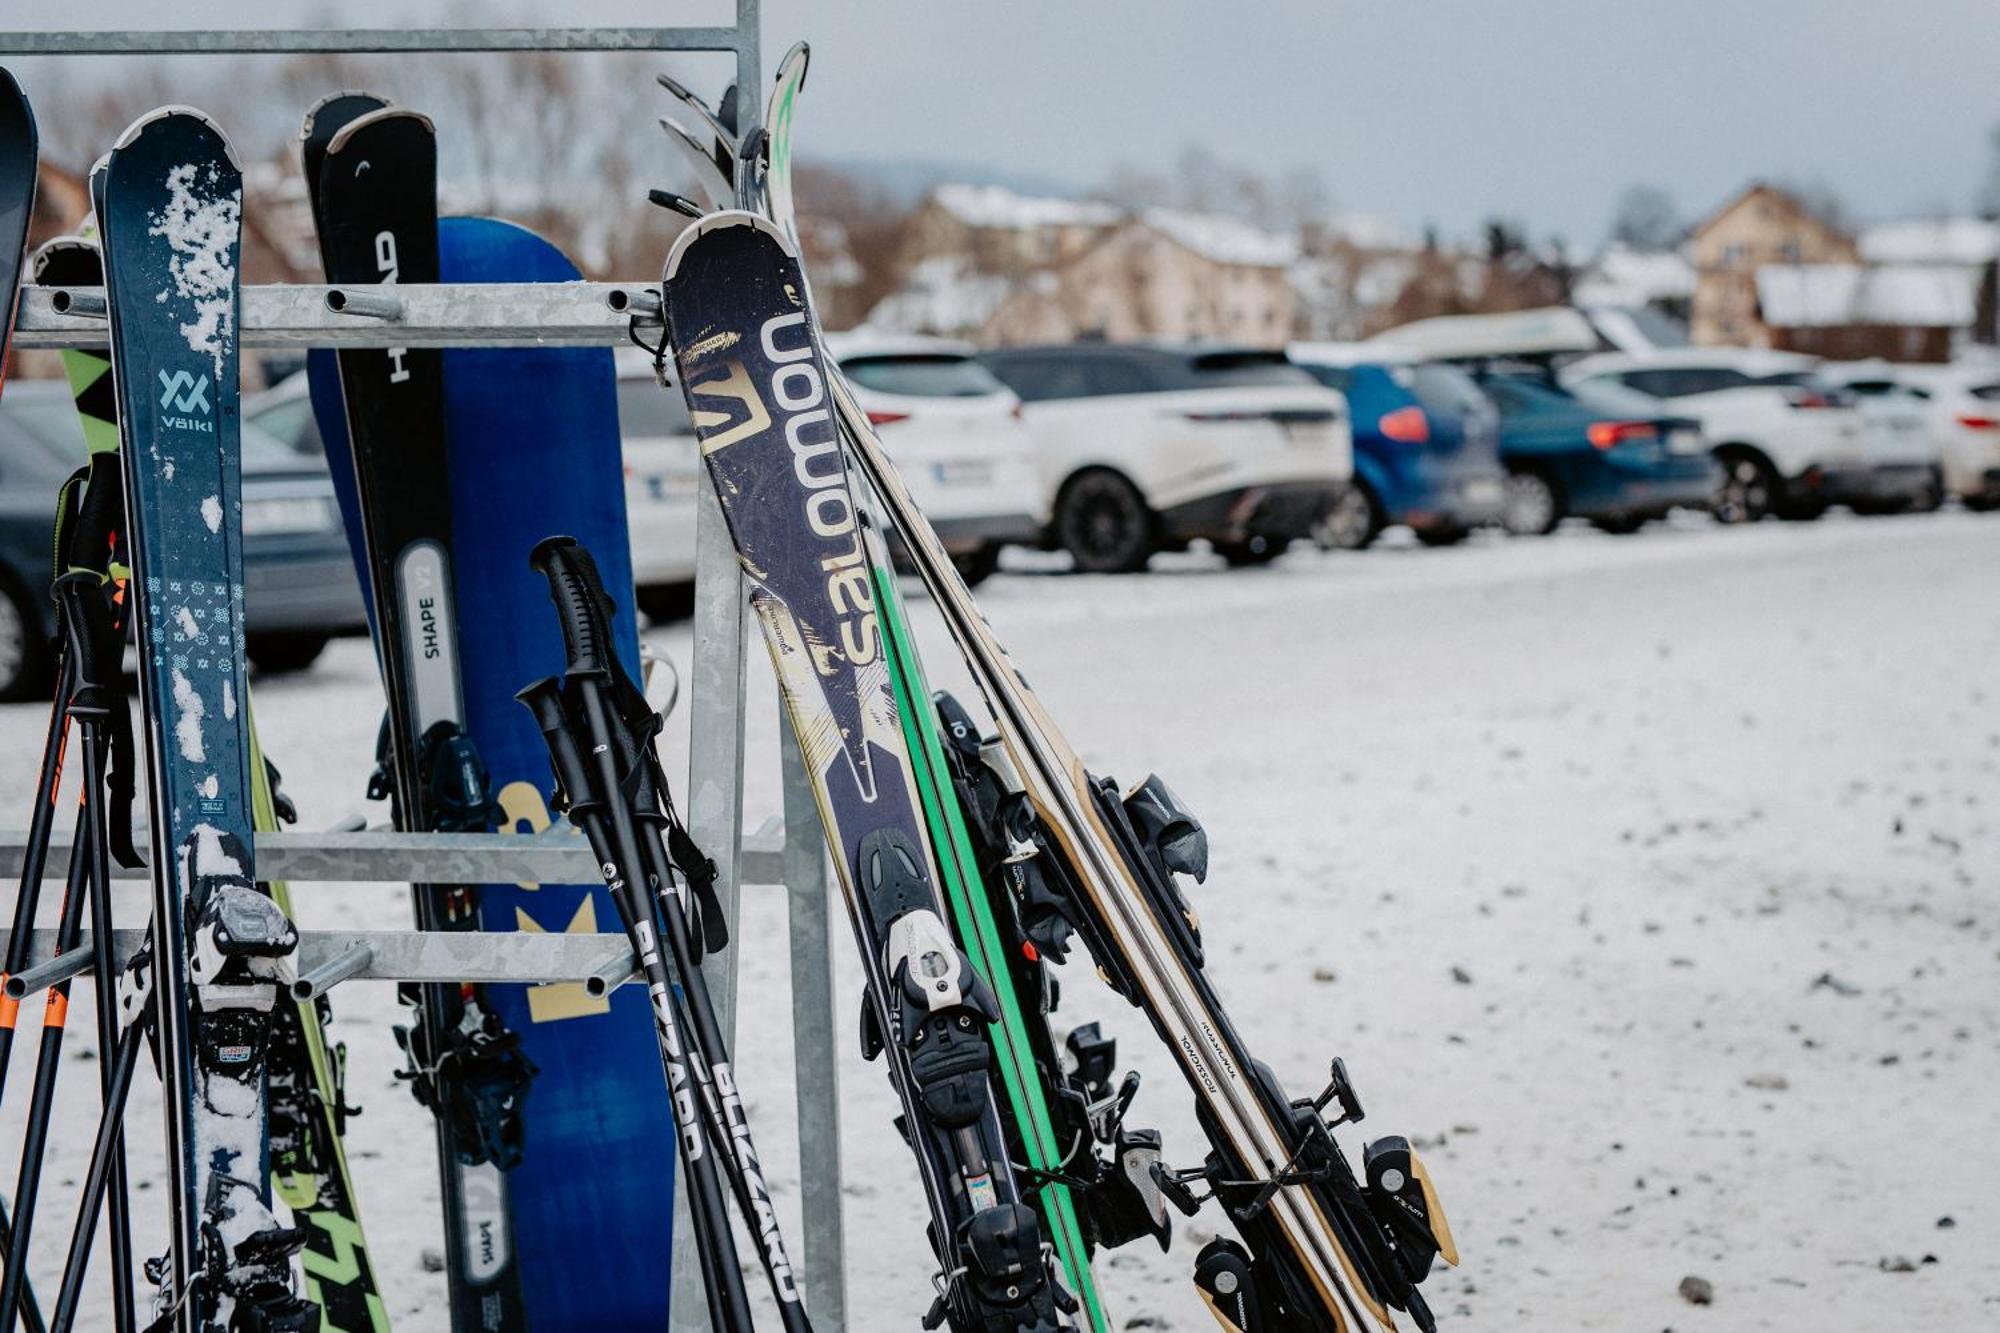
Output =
[{"x1": 158, "y1": 370, "x2": 211, "y2": 416}]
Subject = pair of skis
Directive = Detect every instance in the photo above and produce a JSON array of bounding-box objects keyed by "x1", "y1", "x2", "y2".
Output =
[{"x1": 652, "y1": 53, "x2": 1455, "y2": 1333}]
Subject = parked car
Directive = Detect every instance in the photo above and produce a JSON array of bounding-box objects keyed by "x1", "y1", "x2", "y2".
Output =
[
  {"x1": 1814, "y1": 362, "x2": 1945, "y2": 513},
  {"x1": 1475, "y1": 374, "x2": 1717, "y2": 534},
  {"x1": 827, "y1": 332, "x2": 1046, "y2": 584},
  {"x1": 980, "y1": 342, "x2": 1351, "y2": 571},
  {"x1": 0, "y1": 378, "x2": 366, "y2": 698},
  {"x1": 1561, "y1": 349, "x2": 1869, "y2": 522},
  {"x1": 1288, "y1": 344, "x2": 1506, "y2": 549},
  {"x1": 1896, "y1": 362, "x2": 2000, "y2": 510},
  {"x1": 254, "y1": 362, "x2": 706, "y2": 624}
]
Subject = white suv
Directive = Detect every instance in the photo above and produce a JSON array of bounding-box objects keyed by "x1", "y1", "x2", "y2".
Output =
[
  {"x1": 1816, "y1": 361, "x2": 1945, "y2": 513},
  {"x1": 827, "y1": 333, "x2": 1046, "y2": 584},
  {"x1": 1562, "y1": 348, "x2": 1869, "y2": 522},
  {"x1": 1897, "y1": 362, "x2": 2000, "y2": 510},
  {"x1": 615, "y1": 347, "x2": 704, "y2": 621},
  {"x1": 981, "y1": 342, "x2": 1352, "y2": 571}
]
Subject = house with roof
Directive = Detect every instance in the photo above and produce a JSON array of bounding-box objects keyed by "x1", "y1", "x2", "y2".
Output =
[
  {"x1": 873, "y1": 185, "x2": 1299, "y2": 346},
  {"x1": 1688, "y1": 183, "x2": 1858, "y2": 346},
  {"x1": 1755, "y1": 263, "x2": 1981, "y2": 362},
  {"x1": 1858, "y1": 217, "x2": 2000, "y2": 347}
]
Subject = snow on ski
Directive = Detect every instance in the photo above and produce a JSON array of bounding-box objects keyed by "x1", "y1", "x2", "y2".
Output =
[{"x1": 100, "y1": 106, "x2": 313, "y2": 1333}]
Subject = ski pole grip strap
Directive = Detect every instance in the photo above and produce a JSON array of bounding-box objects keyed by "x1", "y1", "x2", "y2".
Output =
[{"x1": 529, "y1": 536, "x2": 615, "y2": 678}]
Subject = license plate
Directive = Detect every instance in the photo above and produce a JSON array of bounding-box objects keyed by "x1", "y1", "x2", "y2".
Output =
[
  {"x1": 1462, "y1": 477, "x2": 1504, "y2": 507},
  {"x1": 1667, "y1": 429, "x2": 1704, "y2": 455},
  {"x1": 241, "y1": 496, "x2": 336, "y2": 537},
  {"x1": 1284, "y1": 423, "x2": 1332, "y2": 447},
  {"x1": 932, "y1": 460, "x2": 993, "y2": 486}
]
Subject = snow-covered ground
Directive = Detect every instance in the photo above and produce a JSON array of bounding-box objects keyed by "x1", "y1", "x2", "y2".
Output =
[{"x1": 3, "y1": 509, "x2": 1996, "y2": 1330}]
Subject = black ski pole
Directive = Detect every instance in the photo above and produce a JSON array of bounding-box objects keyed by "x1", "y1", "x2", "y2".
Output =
[
  {"x1": 516, "y1": 677, "x2": 752, "y2": 1333},
  {"x1": 527, "y1": 535, "x2": 814, "y2": 1330},
  {"x1": 47, "y1": 967, "x2": 148, "y2": 1333},
  {"x1": 0, "y1": 768, "x2": 95, "y2": 1333},
  {"x1": 57, "y1": 570, "x2": 136, "y2": 1333}
]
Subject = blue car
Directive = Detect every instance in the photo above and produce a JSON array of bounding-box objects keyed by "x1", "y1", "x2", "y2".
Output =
[
  {"x1": 1476, "y1": 373, "x2": 1719, "y2": 535},
  {"x1": 1290, "y1": 346, "x2": 1507, "y2": 548}
]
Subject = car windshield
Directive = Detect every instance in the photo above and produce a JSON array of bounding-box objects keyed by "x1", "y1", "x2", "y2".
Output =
[
  {"x1": 843, "y1": 354, "x2": 1006, "y2": 398},
  {"x1": 1569, "y1": 379, "x2": 1665, "y2": 416},
  {"x1": 617, "y1": 378, "x2": 694, "y2": 437}
]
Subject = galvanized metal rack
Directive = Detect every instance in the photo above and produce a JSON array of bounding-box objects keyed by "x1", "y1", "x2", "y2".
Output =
[{"x1": 0, "y1": 6, "x2": 850, "y2": 1330}]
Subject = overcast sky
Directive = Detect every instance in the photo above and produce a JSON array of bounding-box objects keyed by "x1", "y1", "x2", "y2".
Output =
[{"x1": 7, "y1": 0, "x2": 1998, "y2": 245}]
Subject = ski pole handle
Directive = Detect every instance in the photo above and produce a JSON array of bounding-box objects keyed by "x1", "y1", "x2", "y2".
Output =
[
  {"x1": 529, "y1": 535, "x2": 617, "y2": 679},
  {"x1": 65, "y1": 452, "x2": 126, "y2": 581},
  {"x1": 516, "y1": 677, "x2": 600, "y2": 820},
  {"x1": 53, "y1": 572, "x2": 118, "y2": 718}
]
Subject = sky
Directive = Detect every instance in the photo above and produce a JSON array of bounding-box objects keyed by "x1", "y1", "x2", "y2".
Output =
[{"x1": 6, "y1": 0, "x2": 1999, "y2": 247}]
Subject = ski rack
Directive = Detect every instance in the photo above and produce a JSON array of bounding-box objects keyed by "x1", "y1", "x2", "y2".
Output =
[{"x1": 0, "y1": 7, "x2": 854, "y2": 1331}]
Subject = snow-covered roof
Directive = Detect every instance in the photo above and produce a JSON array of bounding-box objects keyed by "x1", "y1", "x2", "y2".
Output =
[
  {"x1": 1755, "y1": 263, "x2": 1980, "y2": 329},
  {"x1": 1142, "y1": 209, "x2": 1299, "y2": 268},
  {"x1": 1572, "y1": 245, "x2": 1696, "y2": 308},
  {"x1": 863, "y1": 255, "x2": 1016, "y2": 336},
  {"x1": 1324, "y1": 213, "x2": 1418, "y2": 251},
  {"x1": 929, "y1": 183, "x2": 1119, "y2": 231},
  {"x1": 1858, "y1": 218, "x2": 2000, "y2": 267},
  {"x1": 1370, "y1": 306, "x2": 1600, "y2": 360}
]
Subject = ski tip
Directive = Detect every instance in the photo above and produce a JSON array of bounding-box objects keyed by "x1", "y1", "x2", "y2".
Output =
[
  {"x1": 778, "y1": 40, "x2": 810, "y2": 89},
  {"x1": 299, "y1": 89, "x2": 393, "y2": 142},
  {"x1": 325, "y1": 104, "x2": 436, "y2": 157},
  {"x1": 662, "y1": 208, "x2": 791, "y2": 281},
  {"x1": 111, "y1": 104, "x2": 242, "y2": 169}
]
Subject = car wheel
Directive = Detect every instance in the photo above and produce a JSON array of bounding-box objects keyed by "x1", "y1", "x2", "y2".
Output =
[
  {"x1": 1055, "y1": 469, "x2": 1154, "y2": 573},
  {"x1": 1214, "y1": 536, "x2": 1282, "y2": 566},
  {"x1": 1589, "y1": 513, "x2": 1646, "y2": 535},
  {"x1": 1413, "y1": 524, "x2": 1470, "y2": 547},
  {"x1": 246, "y1": 632, "x2": 329, "y2": 676},
  {"x1": 0, "y1": 574, "x2": 57, "y2": 703},
  {"x1": 951, "y1": 546, "x2": 1001, "y2": 587},
  {"x1": 1712, "y1": 450, "x2": 1777, "y2": 524},
  {"x1": 1963, "y1": 491, "x2": 2000, "y2": 513},
  {"x1": 1910, "y1": 470, "x2": 1945, "y2": 513},
  {"x1": 1775, "y1": 497, "x2": 1827, "y2": 522},
  {"x1": 1314, "y1": 484, "x2": 1381, "y2": 551},
  {"x1": 636, "y1": 582, "x2": 698, "y2": 624},
  {"x1": 1500, "y1": 470, "x2": 1561, "y2": 537}
]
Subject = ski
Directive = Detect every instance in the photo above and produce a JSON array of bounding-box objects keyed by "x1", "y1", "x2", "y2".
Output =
[
  {"x1": 815, "y1": 272, "x2": 1456, "y2": 1333},
  {"x1": 305, "y1": 103, "x2": 531, "y2": 1332},
  {"x1": 662, "y1": 210, "x2": 1076, "y2": 1333},
  {"x1": 0, "y1": 66, "x2": 33, "y2": 402},
  {"x1": 100, "y1": 106, "x2": 314, "y2": 1333}
]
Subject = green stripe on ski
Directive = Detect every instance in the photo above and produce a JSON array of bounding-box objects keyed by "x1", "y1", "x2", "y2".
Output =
[
  {"x1": 873, "y1": 565, "x2": 1111, "y2": 1333},
  {"x1": 247, "y1": 707, "x2": 392, "y2": 1333}
]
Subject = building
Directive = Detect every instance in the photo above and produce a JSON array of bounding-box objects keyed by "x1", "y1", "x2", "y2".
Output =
[
  {"x1": 1755, "y1": 263, "x2": 1982, "y2": 363},
  {"x1": 1688, "y1": 183, "x2": 1858, "y2": 346},
  {"x1": 872, "y1": 188, "x2": 1298, "y2": 346},
  {"x1": 1859, "y1": 217, "x2": 2000, "y2": 347}
]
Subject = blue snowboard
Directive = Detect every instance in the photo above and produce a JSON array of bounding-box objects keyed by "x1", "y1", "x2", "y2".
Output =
[{"x1": 311, "y1": 216, "x2": 674, "y2": 1329}]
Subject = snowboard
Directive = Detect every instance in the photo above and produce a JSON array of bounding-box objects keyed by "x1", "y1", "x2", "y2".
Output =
[{"x1": 309, "y1": 216, "x2": 673, "y2": 1330}]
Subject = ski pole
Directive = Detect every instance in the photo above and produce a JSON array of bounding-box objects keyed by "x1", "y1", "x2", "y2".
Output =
[
  {"x1": 48, "y1": 965, "x2": 148, "y2": 1333},
  {"x1": 528, "y1": 535, "x2": 814, "y2": 1330},
  {"x1": 517, "y1": 677, "x2": 753, "y2": 1333}
]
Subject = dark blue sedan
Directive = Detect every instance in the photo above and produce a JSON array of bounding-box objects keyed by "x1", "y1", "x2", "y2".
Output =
[
  {"x1": 1291, "y1": 347, "x2": 1507, "y2": 548},
  {"x1": 1477, "y1": 374, "x2": 1719, "y2": 535}
]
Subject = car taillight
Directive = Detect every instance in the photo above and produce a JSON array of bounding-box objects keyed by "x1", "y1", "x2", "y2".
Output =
[
  {"x1": 1011, "y1": 402, "x2": 1024, "y2": 421},
  {"x1": 1586, "y1": 420, "x2": 1658, "y2": 450},
  {"x1": 1786, "y1": 390, "x2": 1833, "y2": 409},
  {"x1": 1378, "y1": 405, "x2": 1429, "y2": 444},
  {"x1": 867, "y1": 410, "x2": 910, "y2": 427},
  {"x1": 1958, "y1": 413, "x2": 2000, "y2": 430}
]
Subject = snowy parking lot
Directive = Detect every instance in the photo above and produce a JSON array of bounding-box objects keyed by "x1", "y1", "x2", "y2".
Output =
[{"x1": 3, "y1": 510, "x2": 1995, "y2": 1330}]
